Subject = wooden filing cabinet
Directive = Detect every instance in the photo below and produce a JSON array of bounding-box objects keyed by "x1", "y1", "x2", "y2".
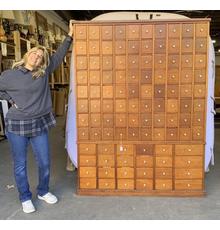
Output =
[{"x1": 74, "y1": 19, "x2": 210, "y2": 196}]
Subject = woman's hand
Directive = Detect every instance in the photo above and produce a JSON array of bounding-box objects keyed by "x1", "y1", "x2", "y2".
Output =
[{"x1": 68, "y1": 20, "x2": 75, "y2": 38}]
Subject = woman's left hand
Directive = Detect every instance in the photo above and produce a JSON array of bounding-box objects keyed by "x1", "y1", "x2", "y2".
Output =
[{"x1": 68, "y1": 20, "x2": 75, "y2": 37}]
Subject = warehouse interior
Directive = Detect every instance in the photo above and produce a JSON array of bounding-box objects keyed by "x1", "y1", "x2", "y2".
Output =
[{"x1": 1, "y1": 10, "x2": 220, "y2": 220}]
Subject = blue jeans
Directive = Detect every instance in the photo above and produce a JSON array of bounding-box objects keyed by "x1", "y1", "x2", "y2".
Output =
[{"x1": 6, "y1": 131, "x2": 50, "y2": 202}]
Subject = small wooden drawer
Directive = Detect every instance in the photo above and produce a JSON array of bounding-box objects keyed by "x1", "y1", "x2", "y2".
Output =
[
  {"x1": 128, "y1": 70, "x2": 139, "y2": 83},
  {"x1": 80, "y1": 178, "x2": 96, "y2": 189},
  {"x1": 115, "y1": 70, "x2": 126, "y2": 84},
  {"x1": 141, "y1": 128, "x2": 152, "y2": 141},
  {"x1": 75, "y1": 25, "x2": 87, "y2": 40},
  {"x1": 128, "y1": 55, "x2": 139, "y2": 69},
  {"x1": 166, "y1": 113, "x2": 178, "y2": 127},
  {"x1": 155, "y1": 24, "x2": 166, "y2": 38},
  {"x1": 115, "y1": 114, "x2": 127, "y2": 127},
  {"x1": 103, "y1": 114, "x2": 114, "y2": 127},
  {"x1": 194, "y1": 85, "x2": 206, "y2": 98},
  {"x1": 179, "y1": 113, "x2": 191, "y2": 127},
  {"x1": 89, "y1": 56, "x2": 100, "y2": 70},
  {"x1": 175, "y1": 169, "x2": 203, "y2": 179},
  {"x1": 77, "y1": 100, "x2": 88, "y2": 113},
  {"x1": 154, "y1": 70, "x2": 166, "y2": 84},
  {"x1": 168, "y1": 39, "x2": 180, "y2": 53},
  {"x1": 102, "y1": 56, "x2": 113, "y2": 70},
  {"x1": 181, "y1": 69, "x2": 193, "y2": 84},
  {"x1": 76, "y1": 41, "x2": 87, "y2": 55},
  {"x1": 182, "y1": 24, "x2": 194, "y2": 37},
  {"x1": 141, "y1": 40, "x2": 153, "y2": 54},
  {"x1": 115, "y1": 128, "x2": 127, "y2": 140},
  {"x1": 98, "y1": 144, "x2": 115, "y2": 155},
  {"x1": 153, "y1": 113, "x2": 165, "y2": 127},
  {"x1": 175, "y1": 179, "x2": 203, "y2": 190},
  {"x1": 175, "y1": 156, "x2": 203, "y2": 168},
  {"x1": 115, "y1": 25, "x2": 126, "y2": 40},
  {"x1": 115, "y1": 99, "x2": 127, "y2": 113},
  {"x1": 89, "y1": 70, "x2": 100, "y2": 84},
  {"x1": 196, "y1": 23, "x2": 208, "y2": 37},
  {"x1": 117, "y1": 167, "x2": 134, "y2": 179},
  {"x1": 141, "y1": 69, "x2": 152, "y2": 83},
  {"x1": 103, "y1": 128, "x2": 114, "y2": 140},
  {"x1": 195, "y1": 38, "x2": 207, "y2": 53},
  {"x1": 167, "y1": 99, "x2": 178, "y2": 113},
  {"x1": 128, "y1": 40, "x2": 140, "y2": 54},
  {"x1": 193, "y1": 113, "x2": 204, "y2": 126},
  {"x1": 78, "y1": 114, "x2": 89, "y2": 127},
  {"x1": 179, "y1": 128, "x2": 191, "y2": 141},
  {"x1": 155, "y1": 179, "x2": 172, "y2": 190},
  {"x1": 192, "y1": 126, "x2": 204, "y2": 140},
  {"x1": 103, "y1": 100, "x2": 113, "y2": 113},
  {"x1": 115, "y1": 41, "x2": 126, "y2": 54},
  {"x1": 136, "y1": 168, "x2": 153, "y2": 179},
  {"x1": 115, "y1": 56, "x2": 126, "y2": 69},
  {"x1": 102, "y1": 25, "x2": 113, "y2": 40},
  {"x1": 194, "y1": 69, "x2": 206, "y2": 83},
  {"x1": 89, "y1": 41, "x2": 99, "y2": 55},
  {"x1": 181, "y1": 39, "x2": 193, "y2": 53},
  {"x1": 168, "y1": 24, "x2": 180, "y2": 38},
  {"x1": 166, "y1": 128, "x2": 178, "y2": 141},
  {"x1": 77, "y1": 70, "x2": 88, "y2": 84},
  {"x1": 98, "y1": 168, "x2": 115, "y2": 178},
  {"x1": 142, "y1": 24, "x2": 153, "y2": 38},
  {"x1": 78, "y1": 128, "x2": 89, "y2": 140},
  {"x1": 102, "y1": 86, "x2": 113, "y2": 99},
  {"x1": 140, "y1": 99, "x2": 152, "y2": 113},
  {"x1": 181, "y1": 55, "x2": 193, "y2": 68},
  {"x1": 154, "y1": 85, "x2": 165, "y2": 98},
  {"x1": 167, "y1": 85, "x2": 179, "y2": 98},
  {"x1": 193, "y1": 99, "x2": 205, "y2": 112},
  {"x1": 117, "y1": 144, "x2": 134, "y2": 155},
  {"x1": 79, "y1": 144, "x2": 96, "y2": 155},
  {"x1": 180, "y1": 99, "x2": 192, "y2": 113},
  {"x1": 102, "y1": 41, "x2": 113, "y2": 54},
  {"x1": 115, "y1": 85, "x2": 126, "y2": 98},
  {"x1": 90, "y1": 128, "x2": 102, "y2": 140},
  {"x1": 195, "y1": 55, "x2": 206, "y2": 68},
  {"x1": 168, "y1": 55, "x2": 179, "y2": 68},
  {"x1": 88, "y1": 25, "x2": 100, "y2": 39},
  {"x1": 136, "y1": 144, "x2": 154, "y2": 155},
  {"x1": 155, "y1": 39, "x2": 166, "y2": 53},
  {"x1": 141, "y1": 55, "x2": 153, "y2": 69},
  {"x1": 98, "y1": 155, "x2": 115, "y2": 167},
  {"x1": 128, "y1": 128, "x2": 139, "y2": 140},
  {"x1": 128, "y1": 114, "x2": 139, "y2": 127},
  {"x1": 90, "y1": 86, "x2": 100, "y2": 98},
  {"x1": 140, "y1": 113, "x2": 152, "y2": 127},
  {"x1": 90, "y1": 100, "x2": 101, "y2": 113},
  {"x1": 136, "y1": 179, "x2": 153, "y2": 190},
  {"x1": 155, "y1": 145, "x2": 172, "y2": 156},
  {"x1": 153, "y1": 128, "x2": 165, "y2": 141},
  {"x1": 117, "y1": 179, "x2": 134, "y2": 190},
  {"x1": 117, "y1": 155, "x2": 134, "y2": 167},
  {"x1": 136, "y1": 155, "x2": 153, "y2": 167},
  {"x1": 102, "y1": 71, "x2": 113, "y2": 84},
  {"x1": 77, "y1": 86, "x2": 88, "y2": 98},
  {"x1": 156, "y1": 156, "x2": 172, "y2": 167},
  {"x1": 80, "y1": 167, "x2": 96, "y2": 178},
  {"x1": 180, "y1": 85, "x2": 192, "y2": 97},
  {"x1": 98, "y1": 179, "x2": 115, "y2": 189},
  {"x1": 167, "y1": 69, "x2": 179, "y2": 84},
  {"x1": 154, "y1": 54, "x2": 166, "y2": 69},
  {"x1": 175, "y1": 144, "x2": 203, "y2": 156},
  {"x1": 128, "y1": 99, "x2": 139, "y2": 113},
  {"x1": 155, "y1": 168, "x2": 172, "y2": 179},
  {"x1": 141, "y1": 85, "x2": 152, "y2": 98},
  {"x1": 79, "y1": 155, "x2": 96, "y2": 167},
  {"x1": 154, "y1": 99, "x2": 165, "y2": 112},
  {"x1": 127, "y1": 25, "x2": 140, "y2": 39}
]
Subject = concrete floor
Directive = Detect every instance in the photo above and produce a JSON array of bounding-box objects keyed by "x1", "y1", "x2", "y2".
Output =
[{"x1": 0, "y1": 116, "x2": 220, "y2": 220}]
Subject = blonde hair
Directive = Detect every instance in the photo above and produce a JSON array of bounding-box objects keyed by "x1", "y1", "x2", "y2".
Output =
[{"x1": 12, "y1": 46, "x2": 50, "y2": 79}]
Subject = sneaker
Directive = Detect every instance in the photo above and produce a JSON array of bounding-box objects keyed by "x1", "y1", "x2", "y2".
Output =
[
  {"x1": 37, "y1": 192, "x2": 58, "y2": 204},
  {"x1": 22, "y1": 200, "x2": 36, "y2": 214}
]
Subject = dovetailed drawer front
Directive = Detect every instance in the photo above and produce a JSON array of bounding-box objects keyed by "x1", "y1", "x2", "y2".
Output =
[
  {"x1": 155, "y1": 39, "x2": 166, "y2": 53},
  {"x1": 193, "y1": 99, "x2": 205, "y2": 112},
  {"x1": 77, "y1": 70, "x2": 88, "y2": 84},
  {"x1": 115, "y1": 114, "x2": 127, "y2": 127},
  {"x1": 180, "y1": 85, "x2": 192, "y2": 97},
  {"x1": 90, "y1": 71, "x2": 100, "y2": 84},
  {"x1": 154, "y1": 99, "x2": 165, "y2": 112},
  {"x1": 128, "y1": 99, "x2": 139, "y2": 113},
  {"x1": 194, "y1": 85, "x2": 206, "y2": 98},
  {"x1": 78, "y1": 128, "x2": 89, "y2": 140},
  {"x1": 166, "y1": 128, "x2": 178, "y2": 141},
  {"x1": 128, "y1": 128, "x2": 139, "y2": 140},
  {"x1": 128, "y1": 70, "x2": 139, "y2": 83},
  {"x1": 141, "y1": 55, "x2": 153, "y2": 69},
  {"x1": 167, "y1": 99, "x2": 178, "y2": 113},
  {"x1": 102, "y1": 26, "x2": 112, "y2": 40},
  {"x1": 156, "y1": 157, "x2": 172, "y2": 167},
  {"x1": 167, "y1": 85, "x2": 179, "y2": 98},
  {"x1": 182, "y1": 24, "x2": 194, "y2": 37},
  {"x1": 179, "y1": 114, "x2": 191, "y2": 127},
  {"x1": 76, "y1": 41, "x2": 87, "y2": 55},
  {"x1": 98, "y1": 179, "x2": 115, "y2": 189},
  {"x1": 154, "y1": 114, "x2": 165, "y2": 127},
  {"x1": 167, "y1": 69, "x2": 179, "y2": 84},
  {"x1": 168, "y1": 39, "x2": 180, "y2": 53},
  {"x1": 175, "y1": 169, "x2": 203, "y2": 179},
  {"x1": 196, "y1": 38, "x2": 207, "y2": 53},
  {"x1": 195, "y1": 55, "x2": 206, "y2": 68},
  {"x1": 155, "y1": 145, "x2": 172, "y2": 156},
  {"x1": 167, "y1": 113, "x2": 178, "y2": 127},
  {"x1": 90, "y1": 100, "x2": 101, "y2": 113},
  {"x1": 140, "y1": 100, "x2": 152, "y2": 113},
  {"x1": 115, "y1": 85, "x2": 126, "y2": 98},
  {"x1": 182, "y1": 55, "x2": 193, "y2": 68},
  {"x1": 136, "y1": 168, "x2": 153, "y2": 179},
  {"x1": 141, "y1": 85, "x2": 152, "y2": 98},
  {"x1": 193, "y1": 113, "x2": 204, "y2": 126},
  {"x1": 155, "y1": 168, "x2": 172, "y2": 179},
  {"x1": 155, "y1": 179, "x2": 172, "y2": 190},
  {"x1": 79, "y1": 144, "x2": 96, "y2": 155},
  {"x1": 168, "y1": 55, "x2": 179, "y2": 68},
  {"x1": 88, "y1": 25, "x2": 100, "y2": 39},
  {"x1": 80, "y1": 178, "x2": 96, "y2": 189},
  {"x1": 175, "y1": 145, "x2": 203, "y2": 155},
  {"x1": 136, "y1": 179, "x2": 153, "y2": 190},
  {"x1": 117, "y1": 179, "x2": 134, "y2": 190},
  {"x1": 90, "y1": 128, "x2": 101, "y2": 140},
  {"x1": 141, "y1": 40, "x2": 153, "y2": 54},
  {"x1": 117, "y1": 155, "x2": 134, "y2": 167},
  {"x1": 89, "y1": 41, "x2": 100, "y2": 55},
  {"x1": 154, "y1": 85, "x2": 165, "y2": 98},
  {"x1": 168, "y1": 24, "x2": 180, "y2": 38},
  {"x1": 90, "y1": 86, "x2": 100, "y2": 98},
  {"x1": 192, "y1": 127, "x2": 204, "y2": 141},
  {"x1": 154, "y1": 54, "x2": 166, "y2": 69},
  {"x1": 102, "y1": 71, "x2": 113, "y2": 84},
  {"x1": 103, "y1": 100, "x2": 113, "y2": 113},
  {"x1": 128, "y1": 55, "x2": 139, "y2": 69},
  {"x1": 80, "y1": 167, "x2": 96, "y2": 178},
  {"x1": 154, "y1": 70, "x2": 166, "y2": 84},
  {"x1": 141, "y1": 128, "x2": 152, "y2": 141},
  {"x1": 136, "y1": 155, "x2": 153, "y2": 167},
  {"x1": 98, "y1": 168, "x2": 115, "y2": 178},
  {"x1": 115, "y1": 56, "x2": 126, "y2": 69},
  {"x1": 179, "y1": 128, "x2": 191, "y2": 141},
  {"x1": 103, "y1": 128, "x2": 114, "y2": 140},
  {"x1": 181, "y1": 39, "x2": 193, "y2": 53},
  {"x1": 196, "y1": 23, "x2": 208, "y2": 37},
  {"x1": 153, "y1": 128, "x2": 165, "y2": 141},
  {"x1": 194, "y1": 69, "x2": 206, "y2": 83},
  {"x1": 115, "y1": 41, "x2": 126, "y2": 54},
  {"x1": 117, "y1": 144, "x2": 134, "y2": 155},
  {"x1": 78, "y1": 100, "x2": 88, "y2": 113},
  {"x1": 136, "y1": 144, "x2": 154, "y2": 155},
  {"x1": 79, "y1": 156, "x2": 96, "y2": 167},
  {"x1": 128, "y1": 114, "x2": 139, "y2": 127},
  {"x1": 175, "y1": 180, "x2": 203, "y2": 190},
  {"x1": 140, "y1": 113, "x2": 152, "y2": 127},
  {"x1": 142, "y1": 25, "x2": 153, "y2": 38},
  {"x1": 115, "y1": 128, "x2": 127, "y2": 140},
  {"x1": 181, "y1": 69, "x2": 193, "y2": 84},
  {"x1": 75, "y1": 26, "x2": 87, "y2": 40},
  {"x1": 103, "y1": 86, "x2": 113, "y2": 98},
  {"x1": 98, "y1": 155, "x2": 115, "y2": 167},
  {"x1": 155, "y1": 24, "x2": 166, "y2": 38},
  {"x1": 127, "y1": 25, "x2": 140, "y2": 39},
  {"x1": 117, "y1": 167, "x2": 134, "y2": 179},
  {"x1": 115, "y1": 99, "x2": 127, "y2": 113},
  {"x1": 115, "y1": 25, "x2": 126, "y2": 40},
  {"x1": 77, "y1": 86, "x2": 87, "y2": 98},
  {"x1": 180, "y1": 99, "x2": 192, "y2": 113},
  {"x1": 89, "y1": 56, "x2": 100, "y2": 70},
  {"x1": 128, "y1": 40, "x2": 140, "y2": 54},
  {"x1": 115, "y1": 70, "x2": 126, "y2": 84},
  {"x1": 98, "y1": 144, "x2": 114, "y2": 155},
  {"x1": 103, "y1": 56, "x2": 113, "y2": 70},
  {"x1": 78, "y1": 114, "x2": 89, "y2": 127},
  {"x1": 175, "y1": 156, "x2": 203, "y2": 168},
  {"x1": 102, "y1": 41, "x2": 113, "y2": 54}
]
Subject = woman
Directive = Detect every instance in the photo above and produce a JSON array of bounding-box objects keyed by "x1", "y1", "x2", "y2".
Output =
[{"x1": 0, "y1": 20, "x2": 74, "y2": 213}]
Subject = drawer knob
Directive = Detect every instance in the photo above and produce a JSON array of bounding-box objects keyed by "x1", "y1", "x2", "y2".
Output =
[
  {"x1": 82, "y1": 132, "x2": 85, "y2": 136},
  {"x1": 105, "y1": 171, "x2": 108, "y2": 175},
  {"x1": 200, "y1": 43, "x2": 204, "y2": 47},
  {"x1": 145, "y1": 105, "x2": 148, "y2": 108},
  {"x1": 143, "y1": 172, "x2": 146, "y2": 175},
  {"x1": 132, "y1": 75, "x2": 136, "y2": 79},
  {"x1": 185, "y1": 74, "x2": 189, "y2": 78},
  {"x1": 172, "y1": 44, "x2": 176, "y2": 48},
  {"x1": 187, "y1": 160, "x2": 191, "y2": 164},
  {"x1": 132, "y1": 30, "x2": 136, "y2": 33},
  {"x1": 158, "y1": 133, "x2": 161, "y2": 136},
  {"x1": 159, "y1": 29, "x2": 163, "y2": 33},
  {"x1": 159, "y1": 60, "x2": 162, "y2": 64},
  {"x1": 162, "y1": 184, "x2": 166, "y2": 187},
  {"x1": 124, "y1": 172, "x2": 128, "y2": 175},
  {"x1": 119, "y1": 30, "x2": 122, "y2": 34},
  {"x1": 105, "y1": 159, "x2": 108, "y2": 163},
  {"x1": 187, "y1": 172, "x2": 191, "y2": 175},
  {"x1": 86, "y1": 171, "x2": 89, "y2": 175},
  {"x1": 105, "y1": 31, "x2": 109, "y2": 34},
  {"x1": 145, "y1": 45, "x2": 149, "y2": 49},
  {"x1": 184, "y1": 133, "x2": 187, "y2": 136},
  {"x1": 106, "y1": 61, "x2": 109, "y2": 64},
  {"x1": 187, "y1": 183, "x2": 191, "y2": 187},
  {"x1": 186, "y1": 44, "x2": 190, "y2": 48},
  {"x1": 184, "y1": 104, "x2": 188, "y2": 108},
  {"x1": 171, "y1": 104, "x2": 175, "y2": 108},
  {"x1": 146, "y1": 29, "x2": 149, "y2": 33},
  {"x1": 132, "y1": 133, "x2": 135, "y2": 136},
  {"x1": 119, "y1": 61, "x2": 122, "y2": 64},
  {"x1": 185, "y1": 89, "x2": 189, "y2": 93},
  {"x1": 94, "y1": 133, "x2": 98, "y2": 136},
  {"x1": 170, "y1": 119, "x2": 174, "y2": 122},
  {"x1": 199, "y1": 74, "x2": 203, "y2": 78},
  {"x1": 162, "y1": 160, "x2": 166, "y2": 164},
  {"x1": 86, "y1": 182, "x2": 90, "y2": 186},
  {"x1": 185, "y1": 59, "x2": 189, "y2": 63},
  {"x1": 198, "y1": 118, "x2": 201, "y2": 122},
  {"x1": 172, "y1": 75, "x2": 175, "y2": 79},
  {"x1": 173, "y1": 29, "x2": 176, "y2": 32},
  {"x1": 145, "y1": 133, "x2": 148, "y2": 136},
  {"x1": 199, "y1": 59, "x2": 203, "y2": 63},
  {"x1": 159, "y1": 45, "x2": 163, "y2": 48},
  {"x1": 107, "y1": 133, "x2": 110, "y2": 136},
  {"x1": 79, "y1": 31, "x2": 83, "y2": 34},
  {"x1": 143, "y1": 184, "x2": 146, "y2": 187},
  {"x1": 132, "y1": 90, "x2": 135, "y2": 93},
  {"x1": 143, "y1": 148, "x2": 146, "y2": 152},
  {"x1": 80, "y1": 61, "x2": 83, "y2": 64},
  {"x1": 200, "y1": 28, "x2": 204, "y2": 32},
  {"x1": 119, "y1": 46, "x2": 122, "y2": 49},
  {"x1": 158, "y1": 90, "x2": 161, "y2": 93},
  {"x1": 198, "y1": 104, "x2": 201, "y2": 107},
  {"x1": 158, "y1": 119, "x2": 161, "y2": 122},
  {"x1": 158, "y1": 75, "x2": 162, "y2": 79},
  {"x1": 105, "y1": 183, "x2": 109, "y2": 186},
  {"x1": 186, "y1": 29, "x2": 190, "y2": 32},
  {"x1": 124, "y1": 183, "x2": 127, "y2": 187},
  {"x1": 162, "y1": 148, "x2": 166, "y2": 152},
  {"x1": 132, "y1": 105, "x2": 136, "y2": 108},
  {"x1": 124, "y1": 161, "x2": 127, "y2": 164},
  {"x1": 145, "y1": 60, "x2": 149, "y2": 64},
  {"x1": 132, "y1": 61, "x2": 136, "y2": 64},
  {"x1": 104, "y1": 148, "x2": 108, "y2": 152},
  {"x1": 119, "y1": 90, "x2": 123, "y2": 94},
  {"x1": 86, "y1": 160, "x2": 89, "y2": 163},
  {"x1": 158, "y1": 105, "x2": 161, "y2": 108},
  {"x1": 188, "y1": 148, "x2": 192, "y2": 152},
  {"x1": 86, "y1": 148, "x2": 89, "y2": 151},
  {"x1": 132, "y1": 46, "x2": 135, "y2": 49},
  {"x1": 132, "y1": 119, "x2": 135, "y2": 122},
  {"x1": 144, "y1": 160, "x2": 147, "y2": 164},
  {"x1": 171, "y1": 90, "x2": 175, "y2": 93},
  {"x1": 92, "y1": 46, "x2": 96, "y2": 49},
  {"x1": 119, "y1": 119, "x2": 122, "y2": 122},
  {"x1": 162, "y1": 172, "x2": 166, "y2": 175},
  {"x1": 172, "y1": 60, "x2": 176, "y2": 64},
  {"x1": 184, "y1": 119, "x2": 187, "y2": 122},
  {"x1": 197, "y1": 132, "x2": 201, "y2": 136},
  {"x1": 170, "y1": 133, "x2": 174, "y2": 136}
]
